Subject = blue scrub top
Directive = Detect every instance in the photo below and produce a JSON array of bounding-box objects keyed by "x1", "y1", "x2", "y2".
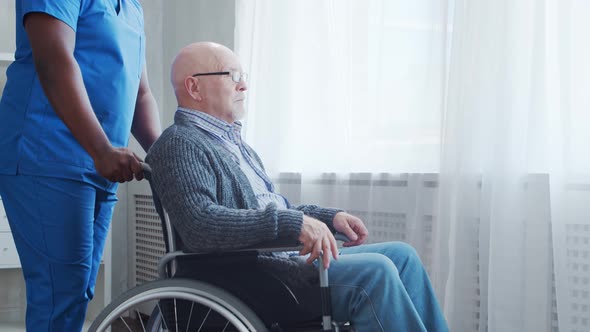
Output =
[{"x1": 0, "y1": 0, "x2": 145, "y2": 193}]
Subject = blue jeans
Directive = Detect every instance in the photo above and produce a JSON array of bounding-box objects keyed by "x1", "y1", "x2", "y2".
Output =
[
  {"x1": 0, "y1": 175, "x2": 117, "y2": 332},
  {"x1": 328, "y1": 242, "x2": 449, "y2": 332}
]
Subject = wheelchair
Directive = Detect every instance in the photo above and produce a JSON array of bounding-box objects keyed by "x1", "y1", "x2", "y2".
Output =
[{"x1": 89, "y1": 164, "x2": 355, "y2": 332}]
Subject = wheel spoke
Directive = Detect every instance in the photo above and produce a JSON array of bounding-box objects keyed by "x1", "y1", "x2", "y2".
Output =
[
  {"x1": 157, "y1": 302, "x2": 169, "y2": 331},
  {"x1": 135, "y1": 309, "x2": 147, "y2": 332},
  {"x1": 174, "y1": 298, "x2": 179, "y2": 332},
  {"x1": 221, "y1": 320, "x2": 230, "y2": 332},
  {"x1": 185, "y1": 302, "x2": 195, "y2": 332},
  {"x1": 118, "y1": 316, "x2": 133, "y2": 332},
  {"x1": 197, "y1": 308, "x2": 211, "y2": 332}
]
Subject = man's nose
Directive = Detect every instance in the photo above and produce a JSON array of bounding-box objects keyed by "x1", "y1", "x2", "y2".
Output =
[{"x1": 237, "y1": 80, "x2": 248, "y2": 91}]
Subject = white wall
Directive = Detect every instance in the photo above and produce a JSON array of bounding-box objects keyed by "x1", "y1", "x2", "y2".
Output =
[
  {"x1": 0, "y1": 1, "x2": 15, "y2": 93},
  {"x1": 160, "y1": 0, "x2": 236, "y2": 126},
  {"x1": 0, "y1": 1, "x2": 23, "y2": 324},
  {"x1": 0, "y1": 1, "x2": 15, "y2": 54}
]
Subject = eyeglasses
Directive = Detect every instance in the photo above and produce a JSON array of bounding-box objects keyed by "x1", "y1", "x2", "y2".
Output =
[{"x1": 191, "y1": 71, "x2": 248, "y2": 83}]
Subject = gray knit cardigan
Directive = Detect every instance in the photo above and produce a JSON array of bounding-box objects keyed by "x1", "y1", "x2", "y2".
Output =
[{"x1": 146, "y1": 111, "x2": 342, "y2": 281}]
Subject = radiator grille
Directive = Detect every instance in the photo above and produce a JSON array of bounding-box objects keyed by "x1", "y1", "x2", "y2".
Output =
[
  {"x1": 347, "y1": 210, "x2": 407, "y2": 242},
  {"x1": 133, "y1": 194, "x2": 165, "y2": 285},
  {"x1": 565, "y1": 224, "x2": 590, "y2": 332}
]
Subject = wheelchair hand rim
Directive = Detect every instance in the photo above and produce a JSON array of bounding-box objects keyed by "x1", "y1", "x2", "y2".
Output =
[{"x1": 94, "y1": 286, "x2": 257, "y2": 332}]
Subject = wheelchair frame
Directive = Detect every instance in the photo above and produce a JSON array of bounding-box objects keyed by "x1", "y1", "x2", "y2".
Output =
[{"x1": 88, "y1": 163, "x2": 353, "y2": 332}]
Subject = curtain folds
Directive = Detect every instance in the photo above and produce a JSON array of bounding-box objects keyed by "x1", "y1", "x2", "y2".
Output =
[{"x1": 235, "y1": 1, "x2": 590, "y2": 331}]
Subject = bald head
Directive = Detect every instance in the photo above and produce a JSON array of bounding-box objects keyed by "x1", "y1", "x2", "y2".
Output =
[
  {"x1": 171, "y1": 42, "x2": 248, "y2": 123},
  {"x1": 171, "y1": 42, "x2": 232, "y2": 98}
]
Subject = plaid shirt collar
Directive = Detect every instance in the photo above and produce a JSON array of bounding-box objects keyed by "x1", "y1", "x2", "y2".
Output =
[{"x1": 176, "y1": 107, "x2": 243, "y2": 144}]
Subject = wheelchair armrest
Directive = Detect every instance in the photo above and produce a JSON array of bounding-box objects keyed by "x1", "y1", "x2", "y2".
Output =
[
  {"x1": 237, "y1": 232, "x2": 351, "y2": 253},
  {"x1": 156, "y1": 244, "x2": 300, "y2": 279},
  {"x1": 157, "y1": 240, "x2": 301, "y2": 278},
  {"x1": 240, "y1": 238, "x2": 302, "y2": 253},
  {"x1": 157, "y1": 234, "x2": 352, "y2": 277}
]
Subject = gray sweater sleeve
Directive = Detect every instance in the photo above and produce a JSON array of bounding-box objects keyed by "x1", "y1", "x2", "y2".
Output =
[{"x1": 146, "y1": 131, "x2": 303, "y2": 252}]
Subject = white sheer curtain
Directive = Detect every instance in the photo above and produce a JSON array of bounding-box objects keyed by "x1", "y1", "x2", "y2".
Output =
[
  {"x1": 437, "y1": 1, "x2": 590, "y2": 331},
  {"x1": 235, "y1": 0, "x2": 447, "y2": 174},
  {"x1": 235, "y1": 1, "x2": 590, "y2": 331}
]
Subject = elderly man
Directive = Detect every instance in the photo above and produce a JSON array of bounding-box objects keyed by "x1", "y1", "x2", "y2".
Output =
[{"x1": 146, "y1": 42, "x2": 448, "y2": 331}]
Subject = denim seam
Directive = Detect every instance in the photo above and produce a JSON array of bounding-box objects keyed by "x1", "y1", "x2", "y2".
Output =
[{"x1": 331, "y1": 283, "x2": 386, "y2": 332}]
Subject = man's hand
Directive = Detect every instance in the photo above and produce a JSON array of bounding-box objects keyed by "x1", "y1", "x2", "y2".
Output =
[
  {"x1": 333, "y1": 212, "x2": 369, "y2": 247},
  {"x1": 298, "y1": 215, "x2": 338, "y2": 269},
  {"x1": 94, "y1": 146, "x2": 144, "y2": 183}
]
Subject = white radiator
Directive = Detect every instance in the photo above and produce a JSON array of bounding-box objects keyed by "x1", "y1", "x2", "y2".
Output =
[{"x1": 274, "y1": 173, "x2": 441, "y2": 274}]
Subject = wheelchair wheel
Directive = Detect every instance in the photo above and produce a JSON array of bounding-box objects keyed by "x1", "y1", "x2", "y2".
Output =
[{"x1": 89, "y1": 278, "x2": 268, "y2": 332}]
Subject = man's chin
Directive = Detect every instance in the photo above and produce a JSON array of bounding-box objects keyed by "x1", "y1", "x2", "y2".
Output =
[{"x1": 232, "y1": 109, "x2": 246, "y2": 121}]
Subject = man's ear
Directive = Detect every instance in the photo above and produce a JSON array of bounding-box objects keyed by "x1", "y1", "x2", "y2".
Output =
[{"x1": 185, "y1": 76, "x2": 203, "y2": 102}]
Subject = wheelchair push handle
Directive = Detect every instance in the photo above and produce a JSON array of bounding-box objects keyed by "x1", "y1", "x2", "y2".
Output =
[{"x1": 140, "y1": 162, "x2": 152, "y2": 180}]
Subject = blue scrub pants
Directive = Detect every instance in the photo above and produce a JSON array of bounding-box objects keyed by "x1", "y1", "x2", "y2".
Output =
[
  {"x1": 329, "y1": 242, "x2": 449, "y2": 332},
  {"x1": 0, "y1": 174, "x2": 116, "y2": 332}
]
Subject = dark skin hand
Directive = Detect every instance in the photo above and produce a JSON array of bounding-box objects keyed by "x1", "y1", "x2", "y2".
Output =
[{"x1": 24, "y1": 13, "x2": 144, "y2": 183}]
